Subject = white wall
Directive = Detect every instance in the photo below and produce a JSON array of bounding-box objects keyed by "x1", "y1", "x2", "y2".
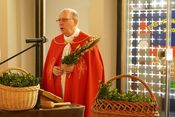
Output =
[
  {"x1": 0, "y1": 0, "x2": 8, "y2": 69},
  {"x1": 44, "y1": 0, "x2": 117, "y2": 81},
  {"x1": 0, "y1": 0, "x2": 35, "y2": 73}
]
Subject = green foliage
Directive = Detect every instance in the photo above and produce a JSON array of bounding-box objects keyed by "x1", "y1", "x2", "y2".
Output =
[
  {"x1": 62, "y1": 37, "x2": 100, "y2": 65},
  {"x1": 0, "y1": 72, "x2": 40, "y2": 87},
  {"x1": 97, "y1": 81, "x2": 152, "y2": 102}
]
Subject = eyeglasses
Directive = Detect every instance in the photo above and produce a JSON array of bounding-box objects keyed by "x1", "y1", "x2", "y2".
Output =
[{"x1": 56, "y1": 18, "x2": 72, "y2": 22}]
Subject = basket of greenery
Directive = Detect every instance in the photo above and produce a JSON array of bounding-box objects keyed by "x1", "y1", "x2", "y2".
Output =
[
  {"x1": 0, "y1": 67, "x2": 40, "y2": 111},
  {"x1": 92, "y1": 74, "x2": 159, "y2": 117}
]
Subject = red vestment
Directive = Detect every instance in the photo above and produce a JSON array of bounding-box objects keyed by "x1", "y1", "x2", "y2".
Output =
[{"x1": 42, "y1": 31, "x2": 105, "y2": 117}]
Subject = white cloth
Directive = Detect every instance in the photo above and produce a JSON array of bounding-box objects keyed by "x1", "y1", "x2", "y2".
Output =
[{"x1": 61, "y1": 28, "x2": 80, "y2": 97}]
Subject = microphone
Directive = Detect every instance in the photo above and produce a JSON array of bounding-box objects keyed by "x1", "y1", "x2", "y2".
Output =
[{"x1": 26, "y1": 36, "x2": 47, "y2": 43}]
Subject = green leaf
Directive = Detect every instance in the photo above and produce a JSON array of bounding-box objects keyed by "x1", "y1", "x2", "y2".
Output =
[
  {"x1": 96, "y1": 81, "x2": 152, "y2": 102},
  {"x1": 62, "y1": 36, "x2": 100, "y2": 65},
  {"x1": 0, "y1": 72, "x2": 40, "y2": 87}
]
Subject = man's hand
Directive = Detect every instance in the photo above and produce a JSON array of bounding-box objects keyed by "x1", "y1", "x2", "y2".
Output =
[
  {"x1": 53, "y1": 66, "x2": 63, "y2": 76},
  {"x1": 53, "y1": 64, "x2": 74, "y2": 76},
  {"x1": 61, "y1": 64, "x2": 74, "y2": 73}
]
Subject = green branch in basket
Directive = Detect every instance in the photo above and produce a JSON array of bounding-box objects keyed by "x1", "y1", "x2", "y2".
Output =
[
  {"x1": 97, "y1": 81, "x2": 152, "y2": 102},
  {"x1": 0, "y1": 72, "x2": 40, "y2": 87},
  {"x1": 62, "y1": 36, "x2": 100, "y2": 65}
]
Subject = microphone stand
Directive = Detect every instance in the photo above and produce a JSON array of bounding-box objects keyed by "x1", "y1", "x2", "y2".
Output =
[{"x1": 0, "y1": 44, "x2": 36, "y2": 65}]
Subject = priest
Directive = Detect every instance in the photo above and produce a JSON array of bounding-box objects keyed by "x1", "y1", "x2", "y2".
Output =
[{"x1": 42, "y1": 8, "x2": 105, "y2": 117}]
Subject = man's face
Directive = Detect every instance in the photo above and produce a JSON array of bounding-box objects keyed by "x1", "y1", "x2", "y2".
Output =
[{"x1": 57, "y1": 11, "x2": 77, "y2": 36}]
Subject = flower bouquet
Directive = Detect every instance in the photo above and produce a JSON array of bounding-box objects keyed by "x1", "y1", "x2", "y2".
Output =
[{"x1": 62, "y1": 36, "x2": 100, "y2": 65}]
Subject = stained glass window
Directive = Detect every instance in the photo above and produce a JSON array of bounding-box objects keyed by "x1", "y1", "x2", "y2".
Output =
[{"x1": 127, "y1": 0, "x2": 175, "y2": 99}]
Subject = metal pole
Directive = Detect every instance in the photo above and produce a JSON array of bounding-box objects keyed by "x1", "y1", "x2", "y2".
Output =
[
  {"x1": 35, "y1": 0, "x2": 44, "y2": 78},
  {"x1": 165, "y1": 0, "x2": 172, "y2": 116},
  {"x1": 35, "y1": 0, "x2": 44, "y2": 109}
]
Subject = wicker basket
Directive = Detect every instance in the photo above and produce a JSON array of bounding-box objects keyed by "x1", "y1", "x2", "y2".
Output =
[
  {"x1": 0, "y1": 67, "x2": 40, "y2": 111},
  {"x1": 92, "y1": 74, "x2": 159, "y2": 117}
]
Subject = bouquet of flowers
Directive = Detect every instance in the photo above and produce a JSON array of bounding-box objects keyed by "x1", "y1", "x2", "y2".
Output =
[{"x1": 62, "y1": 36, "x2": 100, "y2": 65}]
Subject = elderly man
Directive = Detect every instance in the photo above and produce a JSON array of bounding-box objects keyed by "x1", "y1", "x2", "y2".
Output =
[{"x1": 42, "y1": 8, "x2": 105, "y2": 117}]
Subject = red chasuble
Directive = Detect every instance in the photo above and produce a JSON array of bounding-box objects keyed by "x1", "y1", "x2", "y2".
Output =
[{"x1": 42, "y1": 31, "x2": 105, "y2": 117}]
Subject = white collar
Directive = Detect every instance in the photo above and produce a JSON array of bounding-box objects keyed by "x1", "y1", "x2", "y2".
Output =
[{"x1": 64, "y1": 28, "x2": 80, "y2": 43}]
